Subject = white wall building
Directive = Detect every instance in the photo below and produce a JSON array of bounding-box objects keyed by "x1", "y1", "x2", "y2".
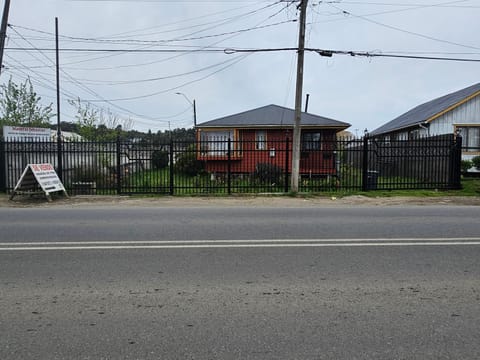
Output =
[{"x1": 371, "y1": 83, "x2": 480, "y2": 163}]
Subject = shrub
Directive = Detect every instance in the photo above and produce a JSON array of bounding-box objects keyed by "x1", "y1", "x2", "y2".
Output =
[
  {"x1": 461, "y1": 159, "x2": 473, "y2": 172},
  {"x1": 175, "y1": 145, "x2": 205, "y2": 176},
  {"x1": 254, "y1": 163, "x2": 283, "y2": 184},
  {"x1": 151, "y1": 150, "x2": 169, "y2": 170},
  {"x1": 472, "y1": 156, "x2": 480, "y2": 170},
  {"x1": 71, "y1": 165, "x2": 114, "y2": 187}
]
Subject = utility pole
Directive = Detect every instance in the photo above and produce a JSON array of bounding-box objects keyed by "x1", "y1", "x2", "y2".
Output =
[
  {"x1": 0, "y1": 0, "x2": 11, "y2": 76},
  {"x1": 291, "y1": 0, "x2": 308, "y2": 193},
  {"x1": 55, "y1": 17, "x2": 63, "y2": 180},
  {"x1": 193, "y1": 99, "x2": 197, "y2": 128},
  {"x1": 176, "y1": 92, "x2": 196, "y2": 128}
]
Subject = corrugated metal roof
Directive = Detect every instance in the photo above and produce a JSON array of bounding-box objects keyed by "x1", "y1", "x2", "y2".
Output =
[
  {"x1": 371, "y1": 82, "x2": 480, "y2": 136},
  {"x1": 197, "y1": 104, "x2": 350, "y2": 129}
]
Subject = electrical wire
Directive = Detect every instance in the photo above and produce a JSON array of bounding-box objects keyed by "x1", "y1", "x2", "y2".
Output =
[
  {"x1": 55, "y1": 56, "x2": 256, "y2": 85},
  {"x1": 10, "y1": 20, "x2": 294, "y2": 46},
  {"x1": 318, "y1": 1, "x2": 480, "y2": 9},
  {"x1": 91, "y1": 3, "x2": 261, "y2": 39},
  {"x1": 6, "y1": 0, "x2": 287, "y2": 71},
  {"x1": 82, "y1": 53, "x2": 252, "y2": 102},
  {"x1": 226, "y1": 46, "x2": 480, "y2": 61},
  {"x1": 312, "y1": 0, "x2": 477, "y2": 25},
  {"x1": 6, "y1": 30, "x2": 173, "y2": 124},
  {"x1": 7, "y1": 2, "x2": 280, "y2": 46},
  {"x1": 326, "y1": 3, "x2": 480, "y2": 51}
]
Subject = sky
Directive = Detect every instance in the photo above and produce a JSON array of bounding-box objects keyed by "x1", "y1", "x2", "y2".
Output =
[{"x1": 2, "y1": 0, "x2": 480, "y2": 135}]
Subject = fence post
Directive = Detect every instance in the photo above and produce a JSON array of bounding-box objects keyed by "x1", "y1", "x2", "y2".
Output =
[
  {"x1": 57, "y1": 133, "x2": 63, "y2": 181},
  {"x1": 284, "y1": 137, "x2": 290, "y2": 193},
  {"x1": 227, "y1": 138, "x2": 232, "y2": 195},
  {"x1": 169, "y1": 140, "x2": 174, "y2": 195},
  {"x1": 362, "y1": 134, "x2": 369, "y2": 191},
  {"x1": 452, "y1": 135, "x2": 462, "y2": 189},
  {"x1": 116, "y1": 136, "x2": 121, "y2": 195},
  {"x1": 0, "y1": 140, "x2": 5, "y2": 193}
]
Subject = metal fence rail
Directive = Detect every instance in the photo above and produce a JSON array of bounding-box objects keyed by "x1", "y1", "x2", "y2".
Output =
[{"x1": 0, "y1": 135, "x2": 462, "y2": 195}]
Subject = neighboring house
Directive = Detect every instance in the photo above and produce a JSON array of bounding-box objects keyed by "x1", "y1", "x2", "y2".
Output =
[
  {"x1": 196, "y1": 104, "x2": 350, "y2": 175},
  {"x1": 370, "y1": 82, "x2": 480, "y2": 160}
]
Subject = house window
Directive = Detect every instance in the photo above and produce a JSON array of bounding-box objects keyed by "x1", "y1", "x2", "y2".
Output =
[
  {"x1": 256, "y1": 131, "x2": 266, "y2": 150},
  {"x1": 457, "y1": 126, "x2": 480, "y2": 152},
  {"x1": 200, "y1": 130, "x2": 233, "y2": 156},
  {"x1": 301, "y1": 132, "x2": 321, "y2": 150}
]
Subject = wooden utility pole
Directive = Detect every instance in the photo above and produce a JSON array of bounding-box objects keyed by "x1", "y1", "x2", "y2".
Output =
[
  {"x1": 0, "y1": 0, "x2": 11, "y2": 76},
  {"x1": 291, "y1": 0, "x2": 308, "y2": 193},
  {"x1": 193, "y1": 99, "x2": 197, "y2": 128}
]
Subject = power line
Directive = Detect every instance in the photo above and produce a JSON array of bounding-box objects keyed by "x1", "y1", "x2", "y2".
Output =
[
  {"x1": 82, "y1": 53, "x2": 252, "y2": 102},
  {"x1": 9, "y1": 20, "x2": 295, "y2": 47},
  {"x1": 61, "y1": 56, "x2": 254, "y2": 85},
  {"x1": 311, "y1": 0, "x2": 479, "y2": 28},
  {"x1": 319, "y1": 1, "x2": 480, "y2": 9},
  {"x1": 91, "y1": 2, "x2": 262, "y2": 39},
  {"x1": 5, "y1": 46, "x2": 228, "y2": 53},
  {"x1": 7, "y1": 26, "x2": 176, "y2": 124},
  {"x1": 8, "y1": 2, "x2": 280, "y2": 43},
  {"x1": 4, "y1": 1, "x2": 289, "y2": 72},
  {"x1": 227, "y1": 46, "x2": 480, "y2": 62},
  {"x1": 326, "y1": 3, "x2": 480, "y2": 51},
  {"x1": 311, "y1": 48, "x2": 480, "y2": 62}
]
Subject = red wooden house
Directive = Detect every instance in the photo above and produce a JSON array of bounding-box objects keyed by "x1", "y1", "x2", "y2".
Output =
[{"x1": 196, "y1": 104, "x2": 350, "y2": 176}]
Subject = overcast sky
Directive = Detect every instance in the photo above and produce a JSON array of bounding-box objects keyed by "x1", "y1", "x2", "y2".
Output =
[{"x1": 2, "y1": 0, "x2": 480, "y2": 135}]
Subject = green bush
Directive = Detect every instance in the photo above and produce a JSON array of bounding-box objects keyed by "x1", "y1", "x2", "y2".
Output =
[
  {"x1": 175, "y1": 145, "x2": 205, "y2": 176},
  {"x1": 472, "y1": 156, "x2": 480, "y2": 170},
  {"x1": 151, "y1": 150, "x2": 169, "y2": 170},
  {"x1": 254, "y1": 163, "x2": 283, "y2": 185},
  {"x1": 461, "y1": 159, "x2": 473, "y2": 172},
  {"x1": 71, "y1": 165, "x2": 114, "y2": 187}
]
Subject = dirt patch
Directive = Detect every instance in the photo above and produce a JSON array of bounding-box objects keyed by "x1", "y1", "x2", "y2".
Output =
[{"x1": 1, "y1": 193, "x2": 479, "y2": 208}]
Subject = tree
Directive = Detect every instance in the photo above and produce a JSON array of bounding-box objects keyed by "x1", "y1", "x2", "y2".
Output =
[
  {"x1": 151, "y1": 150, "x2": 169, "y2": 170},
  {"x1": 472, "y1": 156, "x2": 480, "y2": 170},
  {"x1": 175, "y1": 144, "x2": 205, "y2": 176},
  {"x1": 0, "y1": 77, "x2": 54, "y2": 130},
  {"x1": 69, "y1": 98, "x2": 133, "y2": 141},
  {"x1": 68, "y1": 98, "x2": 98, "y2": 140}
]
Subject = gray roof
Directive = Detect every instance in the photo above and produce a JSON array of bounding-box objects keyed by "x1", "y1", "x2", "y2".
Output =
[
  {"x1": 197, "y1": 104, "x2": 350, "y2": 129},
  {"x1": 371, "y1": 82, "x2": 480, "y2": 136}
]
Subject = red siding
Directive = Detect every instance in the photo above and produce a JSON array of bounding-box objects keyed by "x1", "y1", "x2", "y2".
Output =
[{"x1": 199, "y1": 129, "x2": 337, "y2": 175}]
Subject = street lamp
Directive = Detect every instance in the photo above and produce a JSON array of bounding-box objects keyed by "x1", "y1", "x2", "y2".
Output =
[{"x1": 175, "y1": 92, "x2": 197, "y2": 128}]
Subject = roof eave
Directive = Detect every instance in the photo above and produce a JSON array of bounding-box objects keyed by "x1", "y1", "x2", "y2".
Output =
[
  {"x1": 425, "y1": 89, "x2": 480, "y2": 124},
  {"x1": 371, "y1": 122, "x2": 427, "y2": 136},
  {"x1": 197, "y1": 124, "x2": 350, "y2": 130}
]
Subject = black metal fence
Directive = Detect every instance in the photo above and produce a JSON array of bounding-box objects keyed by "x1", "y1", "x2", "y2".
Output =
[{"x1": 0, "y1": 134, "x2": 463, "y2": 195}]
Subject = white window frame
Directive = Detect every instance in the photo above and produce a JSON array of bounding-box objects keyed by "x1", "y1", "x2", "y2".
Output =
[
  {"x1": 456, "y1": 125, "x2": 480, "y2": 153},
  {"x1": 200, "y1": 130, "x2": 234, "y2": 156},
  {"x1": 255, "y1": 131, "x2": 266, "y2": 150}
]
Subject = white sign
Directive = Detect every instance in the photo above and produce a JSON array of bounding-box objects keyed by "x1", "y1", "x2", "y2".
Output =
[
  {"x1": 3, "y1": 126, "x2": 51, "y2": 141},
  {"x1": 10, "y1": 163, "x2": 67, "y2": 201}
]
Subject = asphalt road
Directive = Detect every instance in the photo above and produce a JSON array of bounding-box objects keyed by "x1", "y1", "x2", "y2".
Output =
[{"x1": 1, "y1": 205, "x2": 479, "y2": 359}]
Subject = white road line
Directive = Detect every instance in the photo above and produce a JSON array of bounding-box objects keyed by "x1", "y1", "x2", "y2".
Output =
[
  {"x1": 1, "y1": 237, "x2": 480, "y2": 246},
  {"x1": 1, "y1": 238, "x2": 480, "y2": 251}
]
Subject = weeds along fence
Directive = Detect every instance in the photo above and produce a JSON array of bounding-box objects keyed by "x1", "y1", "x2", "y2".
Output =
[{"x1": 0, "y1": 134, "x2": 462, "y2": 195}]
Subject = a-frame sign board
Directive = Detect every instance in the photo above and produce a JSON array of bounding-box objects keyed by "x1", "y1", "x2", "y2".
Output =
[{"x1": 10, "y1": 163, "x2": 68, "y2": 202}]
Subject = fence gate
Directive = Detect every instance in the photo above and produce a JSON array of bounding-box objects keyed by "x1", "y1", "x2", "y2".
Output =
[{"x1": 362, "y1": 134, "x2": 461, "y2": 190}]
